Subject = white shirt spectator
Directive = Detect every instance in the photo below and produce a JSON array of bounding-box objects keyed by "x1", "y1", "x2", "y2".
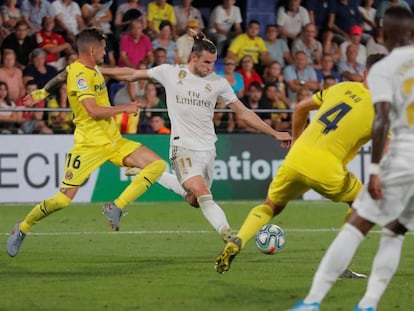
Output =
[{"x1": 52, "y1": 0, "x2": 82, "y2": 35}]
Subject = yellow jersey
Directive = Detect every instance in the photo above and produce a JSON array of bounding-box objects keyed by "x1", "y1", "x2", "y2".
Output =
[
  {"x1": 67, "y1": 61, "x2": 121, "y2": 146},
  {"x1": 284, "y1": 81, "x2": 374, "y2": 182},
  {"x1": 228, "y1": 33, "x2": 268, "y2": 64},
  {"x1": 147, "y1": 2, "x2": 176, "y2": 32}
]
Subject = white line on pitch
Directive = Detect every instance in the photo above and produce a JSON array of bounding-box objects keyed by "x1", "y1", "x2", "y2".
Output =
[{"x1": 2, "y1": 228, "x2": 411, "y2": 236}]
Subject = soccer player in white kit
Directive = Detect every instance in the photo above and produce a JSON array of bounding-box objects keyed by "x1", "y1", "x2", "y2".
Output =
[
  {"x1": 102, "y1": 32, "x2": 291, "y2": 243},
  {"x1": 289, "y1": 7, "x2": 414, "y2": 311}
]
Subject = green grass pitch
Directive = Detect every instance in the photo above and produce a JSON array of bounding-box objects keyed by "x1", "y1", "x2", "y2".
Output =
[{"x1": 1, "y1": 200, "x2": 413, "y2": 311}]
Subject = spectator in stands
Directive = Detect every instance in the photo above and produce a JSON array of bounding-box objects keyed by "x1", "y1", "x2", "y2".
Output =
[
  {"x1": 262, "y1": 61, "x2": 286, "y2": 95},
  {"x1": 315, "y1": 53, "x2": 341, "y2": 89},
  {"x1": 292, "y1": 23, "x2": 323, "y2": 69},
  {"x1": 174, "y1": 0, "x2": 204, "y2": 37},
  {"x1": 358, "y1": 0, "x2": 378, "y2": 38},
  {"x1": 147, "y1": 0, "x2": 177, "y2": 39},
  {"x1": 102, "y1": 35, "x2": 117, "y2": 69},
  {"x1": 213, "y1": 99, "x2": 235, "y2": 133},
  {"x1": 0, "y1": 0, "x2": 23, "y2": 40},
  {"x1": 151, "y1": 20, "x2": 182, "y2": 64},
  {"x1": 149, "y1": 46, "x2": 167, "y2": 68},
  {"x1": 0, "y1": 49, "x2": 24, "y2": 101},
  {"x1": 23, "y1": 47, "x2": 58, "y2": 88},
  {"x1": 327, "y1": 0, "x2": 362, "y2": 44},
  {"x1": 264, "y1": 24, "x2": 293, "y2": 68},
  {"x1": 46, "y1": 82, "x2": 73, "y2": 133},
  {"x1": 237, "y1": 81, "x2": 272, "y2": 132},
  {"x1": 376, "y1": 0, "x2": 411, "y2": 26},
  {"x1": 236, "y1": 55, "x2": 264, "y2": 95},
  {"x1": 227, "y1": 20, "x2": 271, "y2": 72},
  {"x1": 16, "y1": 79, "x2": 53, "y2": 134},
  {"x1": 21, "y1": 0, "x2": 56, "y2": 33},
  {"x1": 176, "y1": 20, "x2": 199, "y2": 64},
  {"x1": 283, "y1": 50, "x2": 318, "y2": 100},
  {"x1": 321, "y1": 29, "x2": 341, "y2": 62},
  {"x1": 339, "y1": 24, "x2": 367, "y2": 66},
  {"x1": 138, "y1": 80, "x2": 168, "y2": 133},
  {"x1": 207, "y1": 0, "x2": 242, "y2": 57},
  {"x1": 276, "y1": 0, "x2": 310, "y2": 45},
  {"x1": 52, "y1": 0, "x2": 85, "y2": 45},
  {"x1": 35, "y1": 15, "x2": 74, "y2": 71},
  {"x1": 0, "y1": 81, "x2": 17, "y2": 133},
  {"x1": 321, "y1": 74, "x2": 337, "y2": 90},
  {"x1": 81, "y1": 0, "x2": 113, "y2": 37},
  {"x1": 1, "y1": 21, "x2": 37, "y2": 70},
  {"x1": 337, "y1": 43, "x2": 365, "y2": 82},
  {"x1": 118, "y1": 19, "x2": 153, "y2": 68},
  {"x1": 263, "y1": 83, "x2": 291, "y2": 131},
  {"x1": 216, "y1": 57, "x2": 244, "y2": 97},
  {"x1": 114, "y1": 63, "x2": 148, "y2": 106},
  {"x1": 64, "y1": 50, "x2": 78, "y2": 66},
  {"x1": 114, "y1": 0, "x2": 147, "y2": 36},
  {"x1": 306, "y1": 0, "x2": 335, "y2": 34},
  {"x1": 366, "y1": 26, "x2": 388, "y2": 57},
  {"x1": 150, "y1": 113, "x2": 171, "y2": 134},
  {"x1": 289, "y1": 85, "x2": 311, "y2": 112}
]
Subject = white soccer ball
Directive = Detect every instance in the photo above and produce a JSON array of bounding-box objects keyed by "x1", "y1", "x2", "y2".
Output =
[{"x1": 255, "y1": 224, "x2": 286, "y2": 255}]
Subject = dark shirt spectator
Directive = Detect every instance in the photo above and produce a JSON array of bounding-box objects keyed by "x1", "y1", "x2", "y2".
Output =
[
  {"x1": 328, "y1": 0, "x2": 362, "y2": 43},
  {"x1": 1, "y1": 21, "x2": 37, "y2": 69},
  {"x1": 23, "y1": 48, "x2": 58, "y2": 88}
]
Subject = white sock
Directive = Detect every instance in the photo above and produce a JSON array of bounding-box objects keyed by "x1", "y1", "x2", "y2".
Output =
[
  {"x1": 304, "y1": 223, "x2": 365, "y2": 303},
  {"x1": 358, "y1": 228, "x2": 404, "y2": 309},
  {"x1": 197, "y1": 194, "x2": 230, "y2": 233},
  {"x1": 156, "y1": 171, "x2": 186, "y2": 198}
]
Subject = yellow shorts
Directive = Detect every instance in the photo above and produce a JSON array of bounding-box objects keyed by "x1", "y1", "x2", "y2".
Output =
[
  {"x1": 268, "y1": 163, "x2": 362, "y2": 206},
  {"x1": 61, "y1": 138, "x2": 141, "y2": 187}
]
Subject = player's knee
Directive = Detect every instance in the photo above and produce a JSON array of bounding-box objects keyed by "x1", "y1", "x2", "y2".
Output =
[
  {"x1": 142, "y1": 159, "x2": 167, "y2": 181},
  {"x1": 185, "y1": 192, "x2": 199, "y2": 208},
  {"x1": 264, "y1": 198, "x2": 284, "y2": 216}
]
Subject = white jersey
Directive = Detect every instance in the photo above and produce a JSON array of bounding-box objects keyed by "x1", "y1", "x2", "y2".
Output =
[
  {"x1": 367, "y1": 46, "x2": 414, "y2": 148},
  {"x1": 148, "y1": 64, "x2": 238, "y2": 150},
  {"x1": 355, "y1": 45, "x2": 414, "y2": 230}
]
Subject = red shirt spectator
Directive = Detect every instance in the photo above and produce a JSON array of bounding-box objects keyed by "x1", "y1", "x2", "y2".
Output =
[{"x1": 118, "y1": 19, "x2": 153, "y2": 67}]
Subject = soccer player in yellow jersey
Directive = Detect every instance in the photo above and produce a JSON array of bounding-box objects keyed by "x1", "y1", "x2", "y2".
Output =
[
  {"x1": 215, "y1": 53, "x2": 386, "y2": 275},
  {"x1": 6, "y1": 28, "x2": 166, "y2": 257}
]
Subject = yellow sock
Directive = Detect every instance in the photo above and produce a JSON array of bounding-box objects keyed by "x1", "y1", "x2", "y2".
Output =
[
  {"x1": 19, "y1": 191, "x2": 71, "y2": 232},
  {"x1": 115, "y1": 160, "x2": 166, "y2": 209},
  {"x1": 237, "y1": 204, "x2": 274, "y2": 249}
]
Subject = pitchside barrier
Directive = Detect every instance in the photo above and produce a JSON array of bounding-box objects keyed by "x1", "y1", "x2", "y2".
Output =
[{"x1": 0, "y1": 134, "x2": 371, "y2": 203}]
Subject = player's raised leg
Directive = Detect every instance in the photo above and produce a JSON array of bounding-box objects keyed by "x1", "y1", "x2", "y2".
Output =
[{"x1": 103, "y1": 144, "x2": 166, "y2": 231}]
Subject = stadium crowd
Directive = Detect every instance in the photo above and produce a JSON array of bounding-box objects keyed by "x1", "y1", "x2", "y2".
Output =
[{"x1": 0, "y1": 0, "x2": 410, "y2": 134}]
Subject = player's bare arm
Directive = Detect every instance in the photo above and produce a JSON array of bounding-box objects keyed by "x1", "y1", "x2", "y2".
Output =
[
  {"x1": 99, "y1": 66, "x2": 150, "y2": 81},
  {"x1": 291, "y1": 97, "x2": 319, "y2": 144},
  {"x1": 368, "y1": 101, "x2": 391, "y2": 200},
  {"x1": 228, "y1": 99, "x2": 292, "y2": 146},
  {"x1": 23, "y1": 69, "x2": 69, "y2": 106},
  {"x1": 82, "y1": 98, "x2": 140, "y2": 120}
]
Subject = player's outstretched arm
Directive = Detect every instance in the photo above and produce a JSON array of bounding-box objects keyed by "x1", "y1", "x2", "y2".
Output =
[
  {"x1": 229, "y1": 99, "x2": 291, "y2": 147},
  {"x1": 291, "y1": 97, "x2": 319, "y2": 144},
  {"x1": 23, "y1": 69, "x2": 68, "y2": 106},
  {"x1": 99, "y1": 66, "x2": 150, "y2": 81}
]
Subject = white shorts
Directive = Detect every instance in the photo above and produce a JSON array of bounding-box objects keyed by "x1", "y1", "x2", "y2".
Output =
[
  {"x1": 170, "y1": 146, "x2": 216, "y2": 187},
  {"x1": 354, "y1": 152, "x2": 414, "y2": 231}
]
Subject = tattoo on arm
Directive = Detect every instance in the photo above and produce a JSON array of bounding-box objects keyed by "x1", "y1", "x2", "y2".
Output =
[{"x1": 44, "y1": 69, "x2": 68, "y2": 93}]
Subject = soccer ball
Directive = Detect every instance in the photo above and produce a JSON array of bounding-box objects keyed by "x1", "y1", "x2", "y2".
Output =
[{"x1": 255, "y1": 224, "x2": 286, "y2": 255}]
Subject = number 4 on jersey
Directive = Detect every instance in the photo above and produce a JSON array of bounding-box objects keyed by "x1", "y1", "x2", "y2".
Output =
[{"x1": 318, "y1": 103, "x2": 352, "y2": 134}]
